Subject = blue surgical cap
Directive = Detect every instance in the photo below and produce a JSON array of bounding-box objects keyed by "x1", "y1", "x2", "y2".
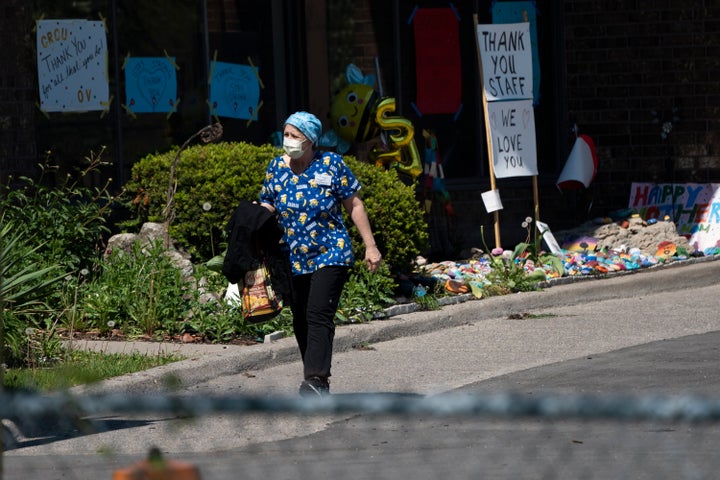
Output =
[{"x1": 284, "y1": 111, "x2": 322, "y2": 146}]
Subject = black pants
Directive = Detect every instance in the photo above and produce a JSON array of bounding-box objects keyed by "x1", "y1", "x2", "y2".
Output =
[{"x1": 290, "y1": 266, "x2": 349, "y2": 380}]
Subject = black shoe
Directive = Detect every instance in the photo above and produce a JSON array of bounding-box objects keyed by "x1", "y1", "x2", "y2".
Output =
[{"x1": 299, "y1": 376, "x2": 330, "y2": 397}]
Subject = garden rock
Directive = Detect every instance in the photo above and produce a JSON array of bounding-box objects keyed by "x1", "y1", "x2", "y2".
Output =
[
  {"x1": 105, "y1": 222, "x2": 194, "y2": 277},
  {"x1": 137, "y1": 222, "x2": 167, "y2": 245},
  {"x1": 553, "y1": 216, "x2": 694, "y2": 256},
  {"x1": 104, "y1": 233, "x2": 137, "y2": 255}
]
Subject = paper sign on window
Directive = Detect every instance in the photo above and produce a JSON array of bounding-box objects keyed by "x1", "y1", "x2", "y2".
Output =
[
  {"x1": 36, "y1": 19, "x2": 109, "y2": 113},
  {"x1": 209, "y1": 61, "x2": 261, "y2": 120},
  {"x1": 124, "y1": 57, "x2": 178, "y2": 114}
]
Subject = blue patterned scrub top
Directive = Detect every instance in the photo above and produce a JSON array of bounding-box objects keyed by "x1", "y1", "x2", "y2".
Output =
[{"x1": 260, "y1": 151, "x2": 361, "y2": 276}]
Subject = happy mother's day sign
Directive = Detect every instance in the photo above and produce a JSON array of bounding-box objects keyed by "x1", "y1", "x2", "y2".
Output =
[
  {"x1": 36, "y1": 19, "x2": 109, "y2": 112},
  {"x1": 629, "y1": 183, "x2": 720, "y2": 252}
]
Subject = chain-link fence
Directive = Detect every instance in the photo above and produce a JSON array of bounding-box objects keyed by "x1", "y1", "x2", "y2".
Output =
[{"x1": 3, "y1": 391, "x2": 720, "y2": 479}]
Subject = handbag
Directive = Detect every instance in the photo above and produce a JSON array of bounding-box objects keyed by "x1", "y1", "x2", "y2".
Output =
[{"x1": 238, "y1": 260, "x2": 283, "y2": 323}]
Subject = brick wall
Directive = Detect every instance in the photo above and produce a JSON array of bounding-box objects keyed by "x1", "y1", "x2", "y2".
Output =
[
  {"x1": 489, "y1": 2, "x2": 720, "y2": 252},
  {"x1": 349, "y1": 3, "x2": 380, "y2": 76},
  {"x1": 564, "y1": 0, "x2": 720, "y2": 215},
  {"x1": 0, "y1": 0, "x2": 36, "y2": 183}
]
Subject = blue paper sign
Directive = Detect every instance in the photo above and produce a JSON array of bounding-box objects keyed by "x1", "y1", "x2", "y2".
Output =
[
  {"x1": 209, "y1": 61, "x2": 260, "y2": 120},
  {"x1": 124, "y1": 57, "x2": 177, "y2": 113}
]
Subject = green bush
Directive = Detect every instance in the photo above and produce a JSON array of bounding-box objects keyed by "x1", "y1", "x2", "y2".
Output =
[
  {"x1": 124, "y1": 142, "x2": 428, "y2": 271},
  {"x1": 0, "y1": 154, "x2": 115, "y2": 277},
  {"x1": 0, "y1": 153, "x2": 116, "y2": 367},
  {"x1": 0, "y1": 215, "x2": 67, "y2": 367},
  {"x1": 337, "y1": 263, "x2": 397, "y2": 323},
  {"x1": 123, "y1": 142, "x2": 278, "y2": 260}
]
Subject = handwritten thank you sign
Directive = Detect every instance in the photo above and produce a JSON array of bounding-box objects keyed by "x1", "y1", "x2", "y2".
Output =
[
  {"x1": 36, "y1": 19, "x2": 109, "y2": 112},
  {"x1": 476, "y1": 22, "x2": 533, "y2": 101}
]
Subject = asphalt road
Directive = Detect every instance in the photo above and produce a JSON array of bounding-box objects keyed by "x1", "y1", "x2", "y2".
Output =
[{"x1": 3, "y1": 257, "x2": 720, "y2": 479}]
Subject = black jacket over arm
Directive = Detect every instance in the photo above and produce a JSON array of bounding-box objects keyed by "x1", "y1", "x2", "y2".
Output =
[{"x1": 222, "y1": 200, "x2": 292, "y2": 304}]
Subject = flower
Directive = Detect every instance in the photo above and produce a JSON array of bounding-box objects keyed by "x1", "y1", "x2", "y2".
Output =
[
  {"x1": 80, "y1": 268, "x2": 89, "y2": 277},
  {"x1": 107, "y1": 320, "x2": 116, "y2": 328},
  {"x1": 202, "y1": 202, "x2": 212, "y2": 211},
  {"x1": 491, "y1": 247, "x2": 504, "y2": 256}
]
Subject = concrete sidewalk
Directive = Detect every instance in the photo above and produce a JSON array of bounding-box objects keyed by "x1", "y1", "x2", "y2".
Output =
[{"x1": 71, "y1": 255, "x2": 720, "y2": 395}]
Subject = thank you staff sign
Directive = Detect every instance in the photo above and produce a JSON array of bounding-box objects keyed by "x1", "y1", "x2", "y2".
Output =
[
  {"x1": 476, "y1": 22, "x2": 533, "y2": 101},
  {"x1": 36, "y1": 19, "x2": 109, "y2": 112}
]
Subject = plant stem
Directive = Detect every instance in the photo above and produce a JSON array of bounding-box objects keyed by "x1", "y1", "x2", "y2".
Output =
[{"x1": 163, "y1": 123, "x2": 223, "y2": 248}]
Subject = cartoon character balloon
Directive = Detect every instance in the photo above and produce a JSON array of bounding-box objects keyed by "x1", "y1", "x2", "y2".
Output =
[
  {"x1": 325, "y1": 64, "x2": 422, "y2": 178},
  {"x1": 329, "y1": 81, "x2": 380, "y2": 146}
]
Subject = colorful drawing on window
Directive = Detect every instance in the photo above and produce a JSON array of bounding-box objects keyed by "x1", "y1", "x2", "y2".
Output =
[
  {"x1": 123, "y1": 56, "x2": 178, "y2": 114},
  {"x1": 36, "y1": 19, "x2": 109, "y2": 113},
  {"x1": 209, "y1": 61, "x2": 261, "y2": 121}
]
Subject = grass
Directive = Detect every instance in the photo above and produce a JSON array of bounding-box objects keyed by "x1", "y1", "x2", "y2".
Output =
[{"x1": 2, "y1": 349, "x2": 184, "y2": 392}]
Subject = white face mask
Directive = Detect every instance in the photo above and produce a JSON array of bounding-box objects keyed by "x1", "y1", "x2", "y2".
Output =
[{"x1": 283, "y1": 137, "x2": 308, "y2": 159}]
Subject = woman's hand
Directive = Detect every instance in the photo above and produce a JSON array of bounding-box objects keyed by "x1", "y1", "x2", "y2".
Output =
[
  {"x1": 259, "y1": 202, "x2": 276, "y2": 214},
  {"x1": 365, "y1": 244, "x2": 382, "y2": 273}
]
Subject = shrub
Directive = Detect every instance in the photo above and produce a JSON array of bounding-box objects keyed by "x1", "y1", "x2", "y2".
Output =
[
  {"x1": 124, "y1": 142, "x2": 428, "y2": 271},
  {"x1": 0, "y1": 215, "x2": 67, "y2": 367},
  {"x1": 337, "y1": 263, "x2": 397, "y2": 323},
  {"x1": 123, "y1": 142, "x2": 278, "y2": 260},
  {"x1": 0, "y1": 152, "x2": 116, "y2": 367},
  {"x1": 0, "y1": 152, "x2": 116, "y2": 277}
]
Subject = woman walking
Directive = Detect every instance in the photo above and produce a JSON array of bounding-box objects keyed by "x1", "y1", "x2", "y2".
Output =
[{"x1": 260, "y1": 111, "x2": 382, "y2": 396}]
